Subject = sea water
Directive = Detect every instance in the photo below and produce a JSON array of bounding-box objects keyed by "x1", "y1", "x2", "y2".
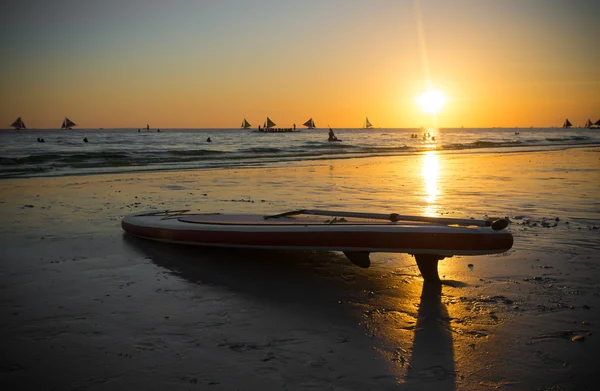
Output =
[{"x1": 0, "y1": 127, "x2": 598, "y2": 178}]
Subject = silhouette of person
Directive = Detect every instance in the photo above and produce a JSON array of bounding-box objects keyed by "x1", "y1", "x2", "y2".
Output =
[{"x1": 328, "y1": 127, "x2": 338, "y2": 141}]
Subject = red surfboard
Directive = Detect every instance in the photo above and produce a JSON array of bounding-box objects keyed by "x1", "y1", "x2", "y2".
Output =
[{"x1": 122, "y1": 209, "x2": 513, "y2": 282}]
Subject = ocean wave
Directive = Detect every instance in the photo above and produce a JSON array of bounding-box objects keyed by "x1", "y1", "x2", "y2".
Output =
[
  {"x1": 473, "y1": 140, "x2": 523, "y2": 147},
  {"x1": 167, "y1": 149, "x2": 227, "y2": 156},
  {"x1": 2, "y1": 127, "x2": 600, "y2": 178},
  {"x1": 301, "y1": 142, "x2": 359, "y2": 149},
  {"x1": 443, "y1": 140, "x2": 523, "y2": 150},
  {"x1": 239, "y1": 147, "x2": 282, "y2": 154},
  {"x1": 546, "y1": 136, "x2": 589, "y2": 142},
  {"x1": 362, "y1": 145, "x2": 410, "y2": 152},
  {"x1": 0, "y1": 157, "x2": 21, "y2": 165}
]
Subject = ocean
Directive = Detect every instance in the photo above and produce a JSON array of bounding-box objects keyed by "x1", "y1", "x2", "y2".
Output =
[{"x1": 1, "y1": 127, "x2": 599, "y2": 178}]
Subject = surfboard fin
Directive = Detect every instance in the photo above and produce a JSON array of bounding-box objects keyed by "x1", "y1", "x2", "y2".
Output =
[{"x1": 343, "y1": 251, "x2": 371, "y2": 268}]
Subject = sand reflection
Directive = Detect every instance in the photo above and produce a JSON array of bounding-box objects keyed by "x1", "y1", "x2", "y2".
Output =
[{"x1": 422, "y1": 151, "x2": 441, "y2": 216}]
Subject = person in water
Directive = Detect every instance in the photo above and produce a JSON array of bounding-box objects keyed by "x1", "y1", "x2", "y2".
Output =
[
  {"x1": 328, "y1": 127, "x2": 338, "y2": 141},
  {"x1": 206, "y1": 137, "x2": 211, "y2": 142}
]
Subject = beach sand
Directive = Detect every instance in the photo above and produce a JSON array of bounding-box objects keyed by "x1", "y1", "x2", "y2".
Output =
[{"x1": 1, "y1": 147, "x2": 599, "y2": 390}]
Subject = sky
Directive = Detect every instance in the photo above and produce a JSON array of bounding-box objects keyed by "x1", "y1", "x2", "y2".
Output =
[{"x1": 1, "y1": 0, "x2": 599, "y2": 129}]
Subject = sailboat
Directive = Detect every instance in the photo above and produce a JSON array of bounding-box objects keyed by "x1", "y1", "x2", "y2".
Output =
[
  {"x1": 562, "y1": 118, "x2": 572, "y2": 128},
  {"x1": 61, "y1": 117, "x2": 77, "y2": 130},
  {"x1": 585, "y1": 119, "x2": 593, "y2": 128},
  {"x1": 264, "y1": 117, "x2": 276, "y2": 129},
  {"x1": 10, "y1": 117, "x2": 26, "y2": 130},
  {"x1": 241, "y1": 118, "x2": 252, "y2": 129},
  {"x1": 364, "y1": 117, "x2": 373, "y2": 129},
  {"x1": 303, "y1": 118, "x2": 316, "y2": 129}
]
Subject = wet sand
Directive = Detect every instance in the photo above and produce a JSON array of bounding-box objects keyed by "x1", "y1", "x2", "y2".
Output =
[{"x1": 1, "y1": 147, "x2": 599, "y2": 390}]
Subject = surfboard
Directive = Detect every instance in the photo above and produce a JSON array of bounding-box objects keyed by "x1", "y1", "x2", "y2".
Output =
[{"x1": 121, "y1": 209, "x2": 513, "y2": 282}]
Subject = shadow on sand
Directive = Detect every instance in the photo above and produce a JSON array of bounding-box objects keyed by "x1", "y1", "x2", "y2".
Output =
[
  {"x1": 123, "y1": 235, "x2": 456, "y2": 389},
  {"x1": 405, "y1": 281, "x2": 456, "y2": 389}
]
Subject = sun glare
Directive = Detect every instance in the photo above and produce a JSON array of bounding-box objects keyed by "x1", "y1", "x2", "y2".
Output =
[{"x1": 417, "y1": 89, "x2": 447, "y2": 114}]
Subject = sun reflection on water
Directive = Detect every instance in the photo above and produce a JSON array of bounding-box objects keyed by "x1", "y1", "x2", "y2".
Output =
[{"x1": 421, "y1": 151, "x2": 440, "y2": 216}]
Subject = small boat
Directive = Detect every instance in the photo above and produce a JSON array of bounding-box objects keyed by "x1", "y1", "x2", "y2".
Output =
[
  {"x1": 241, "y1": 118, "x2": 252, "y2": 129},
  {"x1": 10, "y1": 117, "x2": 26, "y2": 130},
  {"x1": 585, "y1": 119, "x2": 593, "y2": 128},
  {"x1": 122, "y1": 209, "x2": 513, "y2": 283},
  {"x1": 562, "y1": 118, "x2": 572, "y2": 128},
  {"x1": 364, "y1": 117, "x2": 373, "y2": 129},
  {"x1": 254, "y1": 117, "x2": 296, "y2": 133},
  {"x1": 61, "y1": 117, "x2": 77, "y2": 130},
  {"x1": 303, "y1": 118, "x2": 316, "y2": 129}
]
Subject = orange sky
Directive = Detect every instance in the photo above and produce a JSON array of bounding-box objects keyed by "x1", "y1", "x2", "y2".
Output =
[{"x1": 1, "y1": 0, "x2": 599, "y2": 129}]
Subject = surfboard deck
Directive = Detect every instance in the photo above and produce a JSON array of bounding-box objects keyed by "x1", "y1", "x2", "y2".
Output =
[{"x1": 122, "y1": 210, "x2": 514, "y2": 283}]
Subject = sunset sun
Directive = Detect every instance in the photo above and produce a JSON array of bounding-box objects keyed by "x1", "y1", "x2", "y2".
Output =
[{"x1": 417, "y1": 89, "x2": 447, "y2": 114}]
